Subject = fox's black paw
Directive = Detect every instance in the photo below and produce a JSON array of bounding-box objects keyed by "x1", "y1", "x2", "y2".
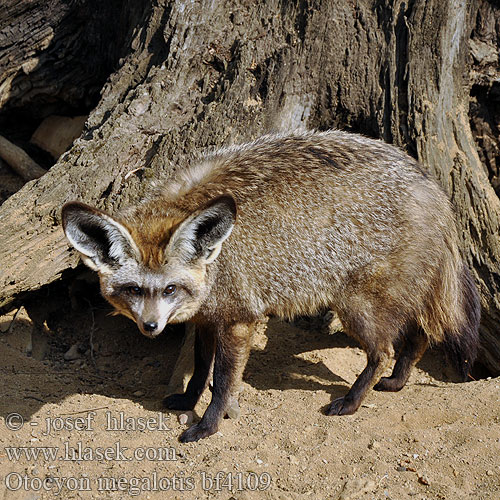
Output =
[
  {"x1": 325, "y1": 396, "x2": 359, "y2": 416},
  {"x1": 179, "y1": 423, "x2": 216, "y2": 443},
  {"x1": 163, "y1": 393, "x2": 196, "y2": 411}
]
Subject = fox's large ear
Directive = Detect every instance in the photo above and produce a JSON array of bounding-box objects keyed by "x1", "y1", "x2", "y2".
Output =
[
  {"x1": 61, "y1": 202, "x2": 140, "y2": 272},
  {"x1": 168, "y1": 195, "x2": 236, "y2": 264}
]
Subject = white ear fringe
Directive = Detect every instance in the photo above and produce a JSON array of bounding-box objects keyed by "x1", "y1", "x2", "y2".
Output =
[{"x1": 65, "y1": 211, "x2": 140, "y2": 271}]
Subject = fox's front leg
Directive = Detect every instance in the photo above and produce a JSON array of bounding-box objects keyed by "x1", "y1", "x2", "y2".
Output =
[{"x1": 179, "y1": 322, "x2": 252, "y2": 443}]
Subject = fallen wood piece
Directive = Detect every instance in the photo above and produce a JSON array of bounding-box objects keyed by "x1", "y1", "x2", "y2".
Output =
[
  {"x1": 0, "y1": 134, "x2": 46, "y2": 181},
  {"x1": 31, "y1": 115, "x2": 87, "y2": 159}
]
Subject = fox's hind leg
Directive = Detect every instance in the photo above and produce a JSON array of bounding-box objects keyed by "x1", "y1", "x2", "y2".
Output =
[
  {"x1": 326, "y1": 306, "x2": 395, "y2": 416},
  {"x1": 374, "y1": 326, "x2": 428, "y2": 392}
]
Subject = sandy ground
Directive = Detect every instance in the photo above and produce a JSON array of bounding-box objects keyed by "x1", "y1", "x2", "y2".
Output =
[{"x1": 0, "y1": 285, "x2": 499, "y2": 500}]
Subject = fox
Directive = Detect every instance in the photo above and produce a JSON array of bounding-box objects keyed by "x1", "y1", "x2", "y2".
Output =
[{"x1": 61, "y1": 129, "x2": 480, "y2": 443}]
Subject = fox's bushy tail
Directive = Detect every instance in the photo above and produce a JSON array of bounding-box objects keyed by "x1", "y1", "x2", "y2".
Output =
[
  {"x1": 443, "y1": 265, "x2": 480, "y2": 380},
  {"x1": 416, "y1": 224, "x2": 480, "y2": 381}
]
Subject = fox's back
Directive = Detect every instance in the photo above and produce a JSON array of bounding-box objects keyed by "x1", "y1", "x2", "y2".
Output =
[{"x1": 141, "y1": 130, "x2": 452, "y2": 319}]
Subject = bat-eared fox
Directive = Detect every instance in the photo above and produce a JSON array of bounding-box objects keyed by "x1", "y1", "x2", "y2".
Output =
[{"x1": 62, "y1": 130, "x2": 480, "y2": 442}]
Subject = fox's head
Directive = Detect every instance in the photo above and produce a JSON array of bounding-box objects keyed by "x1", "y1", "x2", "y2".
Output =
[{"x1": 61, "y1": 195, "x2": 236, "y2": 338}]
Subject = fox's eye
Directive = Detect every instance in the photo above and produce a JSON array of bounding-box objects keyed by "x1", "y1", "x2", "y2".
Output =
[
  {"x1": 128, "y1": 286, "x2": 143, "y2": 296},
  {"x1": 163, "y1": 284, "x2": 176, "y2": 297}
]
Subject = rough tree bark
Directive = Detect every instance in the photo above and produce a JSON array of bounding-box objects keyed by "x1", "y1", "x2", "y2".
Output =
[
  {"x1": 0, "y1": 0, "x2": 499, "y2": 373},
  {"x1": 0, "y1": 0, "x2": 148, "y2": 113}
]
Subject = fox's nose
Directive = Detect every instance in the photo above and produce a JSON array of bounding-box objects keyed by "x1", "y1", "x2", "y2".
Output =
[{"x1": 143, "y1": 321, "x2": 158, "y2": 333}]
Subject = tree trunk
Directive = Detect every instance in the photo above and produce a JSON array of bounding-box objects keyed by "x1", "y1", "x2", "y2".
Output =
[{"x1": 0, "y1": 0, "x2": 499, "y2": 373}]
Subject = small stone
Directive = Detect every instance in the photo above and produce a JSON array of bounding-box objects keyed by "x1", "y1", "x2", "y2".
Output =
[
  {"x1": 64, "y1": 344, "x2": 81, "y2": 361},
  {"x1": 178, "y1": 412, "x2": 193, "y2": 425},
  {"x1": 133, "y1": 390, "x2": 145, "y2": 397},
  {"x1": 289, "y1": 455, "x2": 299, "y2": 465},
  {"x1": 418, "y1": 475, "x2": 429, "y2": 486},
  {"x1": 486, "y1": 470, "x2": 494, "y2": 476},
  {"x1": 396, "y1": 466, "x2": 407, "y2": 472},
  {"x1": 256, "y1": 458, "x2": 263, "y2": 465}
]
